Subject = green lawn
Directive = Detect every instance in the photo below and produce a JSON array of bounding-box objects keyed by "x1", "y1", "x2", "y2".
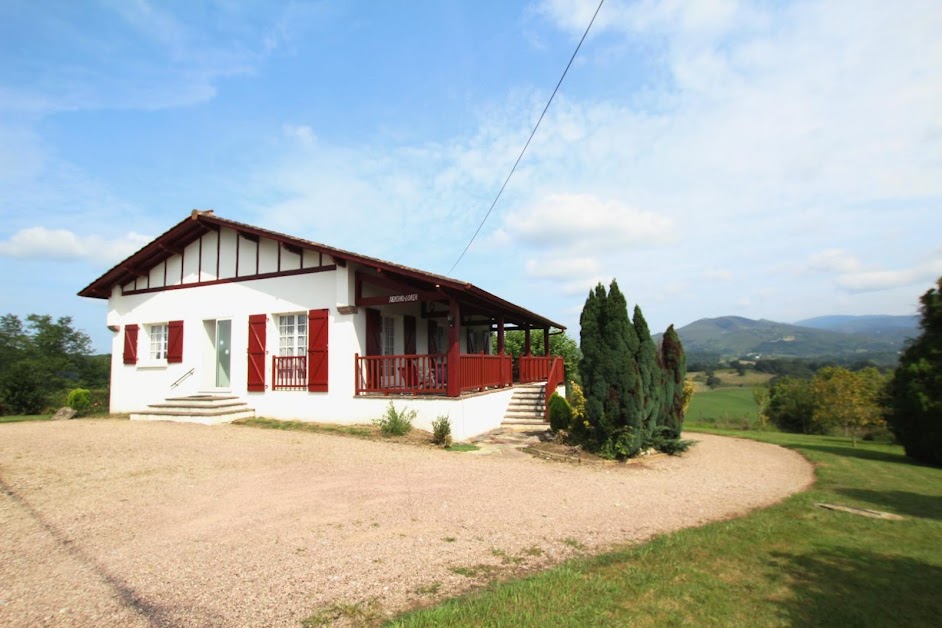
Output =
[
  {"x1": 0, "y1": 414, "x2": 53, "y2": 423},
  {"x1": 389, "y1": 430, "x2": 942, "y2": 627},
  {"x1": 686, "y1": 387, "x2": 760, "y2": 427}
]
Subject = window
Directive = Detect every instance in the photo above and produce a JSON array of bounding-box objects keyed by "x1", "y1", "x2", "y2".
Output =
[
  {"x1": 278, "y1": 313, "x2": 307, "y2": 357},
  {"x1": 149, "y1": 324, "x2": 168, "y2": 360},
  {"x1": 382, "y1": 316, "x2": 395, "y2": 355},
  {"x1": 382, "y1": 316, "x2": 395, "y2": 377}
]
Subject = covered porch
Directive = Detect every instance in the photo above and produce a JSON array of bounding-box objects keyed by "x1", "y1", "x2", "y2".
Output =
[{"x1": 349, "y1": 264, "x2": 565, "y2": 404}]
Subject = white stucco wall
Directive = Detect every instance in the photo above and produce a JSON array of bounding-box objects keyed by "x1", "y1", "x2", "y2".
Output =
[{"x1": 106, "y1": 230, "x2": 515, "y2": 440}]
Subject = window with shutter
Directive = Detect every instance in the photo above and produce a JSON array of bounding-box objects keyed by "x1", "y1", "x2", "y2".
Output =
[
  {"x1": 123, "y1": 324, "x2": 139, "y2": 364},
  {"x1": 307, "y1": 309, "x2": 329, "y2": 392},
  {"x1": 167, "y1": 320, "x2": 184, "y2": 363},
  {"x1": 247, "y1": 315, "x2": 267, "y2": 391}
]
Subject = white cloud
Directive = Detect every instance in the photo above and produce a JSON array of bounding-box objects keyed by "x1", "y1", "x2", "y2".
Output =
[
  {"x1": 701, "y1": 268, "x2": 733, "y2": 281},
  {"x1": 0, "y1": 227, "x2": 151, "y2": 264},
  {"x1": 806, "y1": 249, "x2": 861, "y2": 274},
  {"x1": 837, "y1": 259, "x2": 942, "y2": 293},
  {"x1": 282, "y1": 124, "x2": 317, "y2": 146},
  {"x1": 504, "y1": 193, "x2": 675, "y2": 250},
  {"x1": 525, "y1": 256, "x2": 600, "y2": 281}
]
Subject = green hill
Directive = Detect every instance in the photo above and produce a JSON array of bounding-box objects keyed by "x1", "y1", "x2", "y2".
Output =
[{"x1": 662, "y1": 315, "x2": 913, "y2": 359}]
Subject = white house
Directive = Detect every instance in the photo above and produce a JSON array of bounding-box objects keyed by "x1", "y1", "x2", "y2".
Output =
[{"x1": 79, "y1": 210, "x2": 565, "y2": 440}]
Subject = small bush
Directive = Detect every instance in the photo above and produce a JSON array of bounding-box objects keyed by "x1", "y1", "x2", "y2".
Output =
[
  {"x1": 647, "y1": 426, "x2": 696, "y2": 456},
  {"x1": 598, "y1": 428, "x2": 641, "y2": 460},
  {"x1": 66, "y1": 388, "x2": 92, "y2": 415},
  {"x1": 373, "y1": 402, "x2": 415, "y2": 436},
  {"x1": 548, "y1": 393, "x2": 573, "y2": 432},
  {"x1": 431, "y1": 415, "x2": 452, "y2": 447},
  {"x1": 568, "y1": 382, "x2": 586, "y2": 423}
]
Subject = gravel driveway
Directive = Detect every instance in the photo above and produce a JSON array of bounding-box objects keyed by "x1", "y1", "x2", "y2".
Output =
[{"x1": 0, "y1": 420, "x2": 813, "y2": 627}]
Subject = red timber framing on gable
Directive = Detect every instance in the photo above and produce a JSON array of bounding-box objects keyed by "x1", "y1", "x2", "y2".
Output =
[
  {"x1": 78, "y1": 210, "x2": 338, "y2": 300},
  {"x1": 80, "y1": 211, "x2": 564, "y2": 334}
]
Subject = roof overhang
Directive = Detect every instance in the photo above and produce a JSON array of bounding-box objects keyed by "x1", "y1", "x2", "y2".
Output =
[{"x1": 78, "y1": 210, "x2": 565, "y2": 331}]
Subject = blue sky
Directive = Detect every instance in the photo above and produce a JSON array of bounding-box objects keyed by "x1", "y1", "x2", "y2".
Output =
[{"x1": 2, "y1": 0, "x2": 941, "y2": 353}]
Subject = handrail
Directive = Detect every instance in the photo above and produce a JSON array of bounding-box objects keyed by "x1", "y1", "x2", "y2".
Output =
[
  {"x1": 170, "y1": 367, "x2": 195, "y2": 389},
  {"x1": 519, "y1": 355, "x2": 553, "y2": 383},
  {"x1": 543, "y1": 357, "x2": 565, "y2": 421}
]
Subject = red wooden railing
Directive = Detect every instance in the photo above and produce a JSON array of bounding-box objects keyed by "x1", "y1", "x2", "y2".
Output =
[
  {"x1": 519, "y1": 355, "x2": 553, "y2": 383},
  {"x1": 355, "y1": 354, "x2": 448, "y2": 395},
  {"x1": 355, "y1": 353, "x2": 513, "y2": 396},
  {"x1": 543, "y1": 357, "x2": 565, "y2": 420},
  {"x1": 273, "y1": 355, "x2": 307, "y2": 391},
  {"x1": 459, "y1": 354, "x2": 513, "y2": 393}
]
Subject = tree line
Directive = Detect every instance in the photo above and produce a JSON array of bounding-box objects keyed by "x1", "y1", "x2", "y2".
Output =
[
  {"x1": 0, "y1": 314, "x2": 109, "y2": 415},
  {"x1": 753, "y1": 276, "x2": 941, "y2": 466}
]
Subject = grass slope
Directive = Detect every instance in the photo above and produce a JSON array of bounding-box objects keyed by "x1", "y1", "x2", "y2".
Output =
[
  {"x1": 390, "y1": 432, "x2": 942, "y2": 627},
  {"x1": 686, "y1": 387, "x2": 759, "y2": 425}
]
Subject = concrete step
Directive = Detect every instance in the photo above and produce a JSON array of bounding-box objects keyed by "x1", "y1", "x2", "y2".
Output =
[
  {"x1": 149, "y1": 400, "x2": 249, "y2": 410},
  {"x1": 504, "y1": 410, "x2": 546, "y2": 420},
  {"x1": 502, "y1": 384, "x2": 547, "y2": 426},
  {"x1": 131, "y1": 409, "x2": 255, "y2": 426},
  {"x1": 130, "y1": 394, "x2": 255, "y2": 425},
  {"x1": 501, "y1": 419, "x2": 548, "y2": 431}
]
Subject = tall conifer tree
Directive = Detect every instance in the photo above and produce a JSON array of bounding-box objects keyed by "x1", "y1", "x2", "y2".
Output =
[
  {"x1": 602, "y1": 281, "x2": 643, "y2": 450},
  {"x1": 660, "y1": 324, "x2": 687, "y2": 436},
  {"x1": 633, "y1": 305, "x2": 661, "y2": 440},
  {"x1": 578, "y1": 284, "x2": 608, "y2": 434}
]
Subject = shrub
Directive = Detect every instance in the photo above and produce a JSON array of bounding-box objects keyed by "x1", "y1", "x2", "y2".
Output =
[
  {"x1": 568, "y1": 381, "x2": 586, "y2": 423},
  {"x1": 431, "y1": 415, "x2": 452, "y2": 447},
  {"x1": 0, "y1": 361, "x2": 48, "y2": 415},
  {"x1": 66, "y1": 388, "x2": 91, "y2": 415},
  {"x1": 646, "y1": 426, "x2": 696, "y2": 455},
  {"x1": 373, "y1": 402, "x2": 415, "y2": 436},
  {"x1": 598, "y1": 428, "x2": 641, "y2": 460},
  {"x1": 548, "y1": 393, "x2": 573, "y2": 432}
]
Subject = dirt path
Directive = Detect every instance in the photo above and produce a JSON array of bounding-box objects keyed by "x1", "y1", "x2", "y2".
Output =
[{"x1": 0, "y1": 420, "x2": 813, "y2": 627}]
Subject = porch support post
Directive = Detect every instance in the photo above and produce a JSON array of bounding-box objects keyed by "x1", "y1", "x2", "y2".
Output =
[
  {"x1": 497, "y1": 316, "x2": 506, "y2": 387},
  {"x1": 524, "y1": 325, "x2": 531, "y2": 356},
  {"x1": 447, "y1": 299, "x2": 461, "y2": 397},
  {"x1": 497, "y1": 316, "x2": 505, "y2": 354},
  {"x1": 543, "y1": 326, "x2": 550, "y2": 356}
]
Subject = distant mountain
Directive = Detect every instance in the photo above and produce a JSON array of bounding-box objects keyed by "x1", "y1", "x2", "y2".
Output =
[
  {"x1": 663, "y1": 315, "x2": 917, "y2": 360},
  {"x1": 794, "y1": 315, "x2": 918, "y2": 336}
]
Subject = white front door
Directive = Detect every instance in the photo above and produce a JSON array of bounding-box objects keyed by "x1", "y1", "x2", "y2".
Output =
[{"x1": 215, "y1": 319, "x2": 232, "y2": 388}]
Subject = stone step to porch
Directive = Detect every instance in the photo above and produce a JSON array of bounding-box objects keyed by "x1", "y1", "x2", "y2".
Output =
[
  {"x1": 502, "y1": 384, "x2": 548, "y2": 429},
  {"x1": 131, "y1": 394, "x2": 255, "y2": 426}
]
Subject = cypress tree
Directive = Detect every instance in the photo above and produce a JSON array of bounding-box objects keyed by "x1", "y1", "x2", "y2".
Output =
[
  {"x1": 578, "y1": 284, "x2": 608, "y2": 438},
  {"x1": 601, "y1": 280, "x2": 643, "y2": 454},
  {"x1": 633, "y1": 305, "x2": 661, "y2": 442},
  {"x1": 660, "y1": 324, "x2": 687, "y2": 436}
]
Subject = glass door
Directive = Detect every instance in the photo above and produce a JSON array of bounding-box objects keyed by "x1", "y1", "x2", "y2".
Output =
[{"x1": 215, "y1": 319, "x2": 231, "y2": 388}]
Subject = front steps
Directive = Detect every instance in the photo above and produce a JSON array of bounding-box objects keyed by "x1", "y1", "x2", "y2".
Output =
[
  {"x1": 130, "y1": 394, "x2": 255, "y2": 425},
  {"x1": 501, "y1": 383, "x2": 548, "y2": 431}
]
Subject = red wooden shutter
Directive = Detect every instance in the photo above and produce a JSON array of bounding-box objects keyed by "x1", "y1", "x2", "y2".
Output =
[
  {"x1": 123, "y1": 324, "x2": 139, "y2": 364},
  {"x1": 366, "y1": 308, "x2": 381, "y2": 356},
  {"x1": 247, "y1": 314, "x2": 267, "y2": 391},
  {"x1": 307, "y1": 309, "x2": 329, "y2": 392},
  {"x1": 404, "y1": 315, "x2": 416, "y2": 355},
  {"x1": 167, "y1": 320, "x2": 184, "y2": 363},
  {"x1": 427, "y1": 319, "x2": 438, "y2": 354}
]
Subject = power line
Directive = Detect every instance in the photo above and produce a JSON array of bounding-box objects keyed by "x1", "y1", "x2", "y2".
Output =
[{"x1": 447, "y1": 0, "x2": 606, "y2": 276}]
